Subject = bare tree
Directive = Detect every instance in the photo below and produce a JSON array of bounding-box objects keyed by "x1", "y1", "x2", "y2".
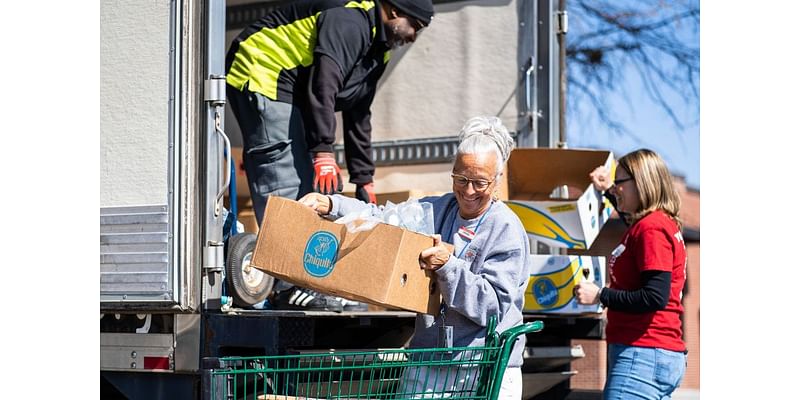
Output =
[{"x1": 566, "y1": 0, "x2": 699, "y2": 142}]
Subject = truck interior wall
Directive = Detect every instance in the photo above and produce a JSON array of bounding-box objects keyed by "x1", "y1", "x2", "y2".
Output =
[
  {"x1": 100, "y1": 0, "x2": 171, "y2": 207},
  {"x1": 223, "y1": 0, "x2": 520, "y2": 195},
  {"x1": 370, "y1": 0, "x2": 519, "y2": 140}
]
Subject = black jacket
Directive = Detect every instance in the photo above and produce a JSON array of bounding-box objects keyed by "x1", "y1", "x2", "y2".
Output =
[{"x1": 226, "y1": 0, "x2": 390, "y2": 184}]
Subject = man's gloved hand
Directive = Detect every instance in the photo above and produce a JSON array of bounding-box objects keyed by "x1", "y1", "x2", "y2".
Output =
[
  {"x1": 312, "y1": 152, "x2": 343, "y2": 195},
  {"x1": 355, "y1": 182, "x2": 377, "y2": 204}
]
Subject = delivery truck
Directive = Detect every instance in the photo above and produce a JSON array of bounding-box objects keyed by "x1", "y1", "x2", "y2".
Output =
[{"x1": 100, "y1": 0, "x2": 605, "y2": 398}]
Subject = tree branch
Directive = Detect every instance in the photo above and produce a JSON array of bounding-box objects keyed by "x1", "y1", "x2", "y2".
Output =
[{"x1": 566, "y1": 0, "x2": 699, "y2": 139}]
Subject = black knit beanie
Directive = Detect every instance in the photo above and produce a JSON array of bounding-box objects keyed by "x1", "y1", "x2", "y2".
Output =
[{"x1": 386, "y1": 0, "x2": 435, "y2": 27}]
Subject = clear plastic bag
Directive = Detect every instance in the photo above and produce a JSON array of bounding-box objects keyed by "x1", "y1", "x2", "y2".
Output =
[
  {"x1": 333, "y1": 207, "x2": 383, "y2": 233},
  {"x1": 384, "y1": 198, "x2": 435, "y2": 235},
  {"x1": 334, "y1": 198, "x2": 435, "y2": 235}
]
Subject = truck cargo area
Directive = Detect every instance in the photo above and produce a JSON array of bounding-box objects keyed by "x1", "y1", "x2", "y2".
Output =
[{"x1": 100, "y1": 0, "x2": 608, "y2": 399}]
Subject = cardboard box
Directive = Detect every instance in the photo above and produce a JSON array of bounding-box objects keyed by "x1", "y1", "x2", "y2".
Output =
[
  {"x1": 504, "y1": 148, "x2": 614, "y2": 250},
  {"x1": 524, "y1": 255, "x2": 605, "y2": 314},
  {"x1": 251, "y1": 196, "x2": 442, "y2": 314},
  {"x1": 343, "y1": 189, "x2": 445, "y2": 312}
]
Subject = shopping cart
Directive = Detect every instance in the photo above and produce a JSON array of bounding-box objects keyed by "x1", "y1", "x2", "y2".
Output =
[{"x1": 202, "y1": 317, "x2": 543, "y2": 399}]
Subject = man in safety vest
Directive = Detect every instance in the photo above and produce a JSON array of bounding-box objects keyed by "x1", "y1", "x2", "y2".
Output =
[{"x1": 226, "y1": 0, "x2": 434, "y2": 310}]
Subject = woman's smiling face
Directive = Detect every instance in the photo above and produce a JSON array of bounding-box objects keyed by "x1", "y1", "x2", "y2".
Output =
[{"x1": 452, "y1": 151, "x2": 498, "y2": 219}]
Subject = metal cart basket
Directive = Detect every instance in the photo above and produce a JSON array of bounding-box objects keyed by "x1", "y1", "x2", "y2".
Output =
[{"x1": 203, "y1": 318, "x2": 543, "y2": 399}]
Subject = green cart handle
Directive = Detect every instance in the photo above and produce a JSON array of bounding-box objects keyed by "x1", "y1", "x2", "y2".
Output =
[
  {"x1": 485, "y1": 319, "x2": 544, "y2": 399},
  {"x1": 484, "y1": 315, "x2": 499, "y2": 348},
  {"x1": 484, "y1": 317, "x2": 544, "y2": 348},
  {"x1": 498, "y1": 320, "x2": 544, "y2": 343}
]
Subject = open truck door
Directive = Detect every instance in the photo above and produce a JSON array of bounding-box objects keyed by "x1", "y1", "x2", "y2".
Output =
[{"x1": 100, "y1": 0, "x2": 228, "y2": 396}]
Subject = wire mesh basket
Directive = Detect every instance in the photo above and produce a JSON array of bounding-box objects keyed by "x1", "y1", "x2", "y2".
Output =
[{"x1": 203, "y1": 319, "x2": 543, "y2": 400}]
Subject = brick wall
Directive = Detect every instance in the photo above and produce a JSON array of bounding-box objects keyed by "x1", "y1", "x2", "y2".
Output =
[
  {"x1": 570, "y1": 339, "x2": 606, "y2": 390},
  {"x1": 679, "y1": 243, "x2": 700, "y2": 389}
]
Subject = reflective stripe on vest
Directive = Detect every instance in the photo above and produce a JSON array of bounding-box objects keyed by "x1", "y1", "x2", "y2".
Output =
[{"x1": 227, "y1": 1, "x2": 376, "y2": 100}]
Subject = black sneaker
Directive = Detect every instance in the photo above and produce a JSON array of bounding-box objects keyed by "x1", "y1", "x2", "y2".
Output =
[{"x1": 272, "y1": 287, "x2": 344, "y2": 312}]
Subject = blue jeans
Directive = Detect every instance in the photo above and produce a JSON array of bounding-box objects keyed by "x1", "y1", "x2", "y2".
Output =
[{"x1": 604, "y1": 344, "x2": 687, "y2": 400}]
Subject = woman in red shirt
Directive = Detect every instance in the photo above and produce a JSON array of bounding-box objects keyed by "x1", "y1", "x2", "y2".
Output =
[{"x1": 575, "y1": 149, "x2": 687, "y2": 400}]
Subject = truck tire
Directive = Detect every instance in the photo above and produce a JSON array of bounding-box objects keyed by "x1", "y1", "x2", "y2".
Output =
[{"x1": 226, "y1": 233, "x2": 274, "y2": 307}]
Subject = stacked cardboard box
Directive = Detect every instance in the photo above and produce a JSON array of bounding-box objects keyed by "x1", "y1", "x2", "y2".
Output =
[
  {"x1": 524, "y1": 255, "x2": 606, "y2": 314},
  {"x1": 504, "y1": 148, "x2": 615, "y2": 250},
  {"x1": 502, "y1": 148, "x2": 615, "y2": 315}
]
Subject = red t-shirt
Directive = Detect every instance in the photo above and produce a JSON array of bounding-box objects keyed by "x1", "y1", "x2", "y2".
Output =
[{"x1": 605, "y1": 210, "x2": 687, "y2": 352}]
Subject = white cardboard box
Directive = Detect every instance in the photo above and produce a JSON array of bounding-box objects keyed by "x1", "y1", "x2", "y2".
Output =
[
  {"x1": 504, "y1": 148, "x2": 615, "y2": 250},
  {"x1": 523, "y1": 255, "x2": 605, "y2": 314}
]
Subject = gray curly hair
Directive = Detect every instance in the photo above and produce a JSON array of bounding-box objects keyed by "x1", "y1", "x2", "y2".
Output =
[{"x1": 456, "y1": 116, "x2": 515, "y2": 174}]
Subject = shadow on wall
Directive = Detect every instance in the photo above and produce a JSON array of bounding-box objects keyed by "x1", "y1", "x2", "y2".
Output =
[{"x1": 378, "y1": 0, "x2": 515, "y2": 88}]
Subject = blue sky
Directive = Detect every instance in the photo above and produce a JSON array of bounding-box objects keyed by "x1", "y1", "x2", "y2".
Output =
[
  {"x1": 568, "y1": 66, "x2": 700, "y2": 189},
  {"x1": 564, "y1": 1, "x2": 700, "y2": 189}
]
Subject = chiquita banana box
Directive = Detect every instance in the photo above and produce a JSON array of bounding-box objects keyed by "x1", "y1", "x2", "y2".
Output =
[
  {"x1": 524, "y1": 255, "x2": 605, "y2": 314},
  {"x1": 503, "y1": 148, "x2": 614, "y2": 250}
]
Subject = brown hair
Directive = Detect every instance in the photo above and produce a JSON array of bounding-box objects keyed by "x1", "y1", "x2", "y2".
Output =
[{"x1": 618, "y1": 149, "x2": 682, "y2": 228}]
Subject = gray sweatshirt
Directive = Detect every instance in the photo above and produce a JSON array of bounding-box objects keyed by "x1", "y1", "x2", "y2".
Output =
[{"x1": 330, "y1": 193, "x2": 531, "y2": 367}]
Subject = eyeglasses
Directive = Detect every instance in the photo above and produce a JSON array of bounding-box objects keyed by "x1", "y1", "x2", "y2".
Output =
[
  {"x1": 613, "y1": 177, "x2": 633, "y2": 186},
  {"x1": 451, "y1": 173, "x2": 495, "y2": 192}
]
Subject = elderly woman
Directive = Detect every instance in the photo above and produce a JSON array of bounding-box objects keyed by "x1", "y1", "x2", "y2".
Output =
[{"x1": 298, "y1": 116, "x2": 530, "y2": 398}]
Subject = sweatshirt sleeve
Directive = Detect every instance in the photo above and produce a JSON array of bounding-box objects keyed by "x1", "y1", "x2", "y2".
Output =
[
  {"x1": 329, "y1": 194, "x2": 382, "y2": 218},
  {"x1": 434, "y1": 221, "x2": 526, "y2": 327}
]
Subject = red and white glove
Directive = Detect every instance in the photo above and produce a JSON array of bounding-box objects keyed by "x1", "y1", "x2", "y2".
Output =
[
  {"x1": 355, "y1": 182, "x2": 377, "y2": 204},
  {"x1": 312, "y1": 153, "x2": 342, "y2": 195}
]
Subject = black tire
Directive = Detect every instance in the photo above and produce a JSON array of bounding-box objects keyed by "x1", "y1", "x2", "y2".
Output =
[{"x1": 226, "y1": 233, "x2": 274, "y2": 307}]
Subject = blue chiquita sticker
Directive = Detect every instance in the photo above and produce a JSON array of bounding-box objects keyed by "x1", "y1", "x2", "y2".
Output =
[
  {"x1": 532, "y1": 277, "x2": 558, "y2": 307},
  {"x1": 303, "y1": 231, "x2": 339, "y2": 277}
]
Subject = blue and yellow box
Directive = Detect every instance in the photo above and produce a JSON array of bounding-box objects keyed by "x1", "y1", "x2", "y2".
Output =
[
  {"x1": 523, "y1": 255, "x2": 605, "y2": 314},
  {"x1": 503, "y1": 148, "x2": 615, "y2": 250}
]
